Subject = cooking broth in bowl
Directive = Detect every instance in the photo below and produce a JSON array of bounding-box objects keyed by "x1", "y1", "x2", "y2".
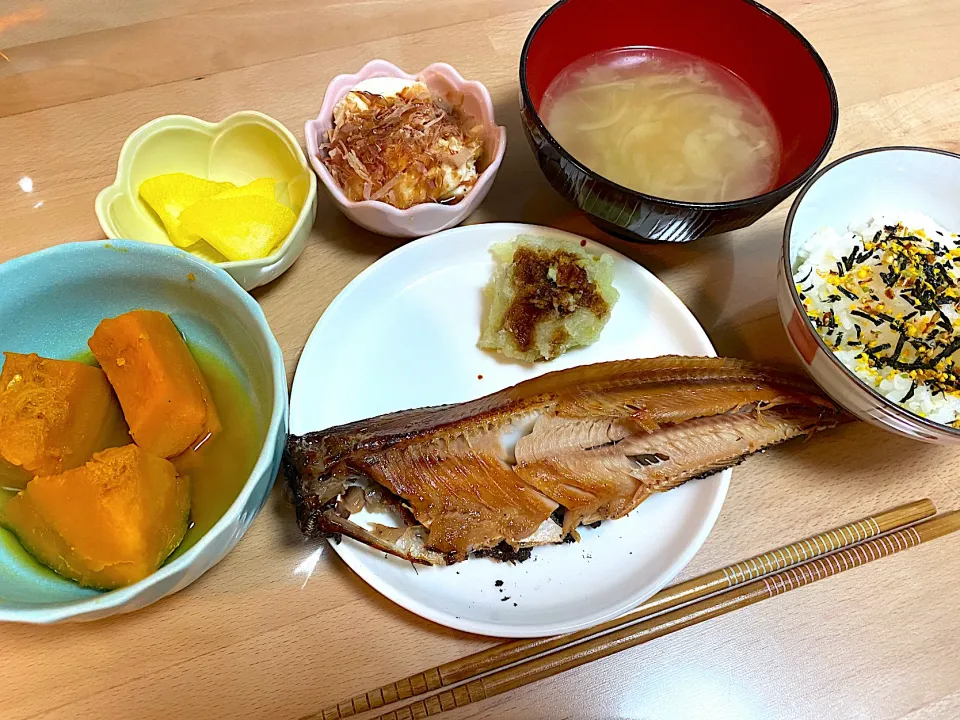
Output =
[{"x1": 541, "y1": 47, "x2": 781, "y2": 203}]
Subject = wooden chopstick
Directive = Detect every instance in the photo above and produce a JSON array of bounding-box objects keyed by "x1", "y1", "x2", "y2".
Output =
[
  {"x1": 313, "y1": 499, "x2": 936, "y2": 720},
  {"x1": 364, "y1": 509, "x2": 960, "y2": 720}
]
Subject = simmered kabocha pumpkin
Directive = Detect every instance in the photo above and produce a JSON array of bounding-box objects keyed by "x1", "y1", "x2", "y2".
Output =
[
  {"x1": 0, "y1": 353, "x2": 129, "y2": 484},
  {"x1": 0, "y1": 445, "x2": 190, "y2": 589},
  {"x1": 88, "y1": 310, "x2": 221, "y2": 458}
]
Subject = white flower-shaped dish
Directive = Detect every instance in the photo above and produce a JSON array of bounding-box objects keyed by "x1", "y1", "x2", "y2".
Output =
[
  {"x1": 96, "y1": 111, "x2": 318, "y2": 291},
  {"x1": 305, "y1": 60, "x2": 507, "y2": 238}
]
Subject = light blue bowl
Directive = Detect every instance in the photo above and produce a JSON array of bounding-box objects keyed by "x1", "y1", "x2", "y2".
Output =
[{"x1": 0, "y1": 241, "x2": 288, "y2": 623}]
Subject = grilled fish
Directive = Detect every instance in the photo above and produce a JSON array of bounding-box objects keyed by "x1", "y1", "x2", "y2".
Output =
[{"x1": 285, "y1": 356, "x2": 845, "y2": 565}]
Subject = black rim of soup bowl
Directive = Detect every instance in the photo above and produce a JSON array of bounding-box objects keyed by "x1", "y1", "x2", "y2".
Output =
[
  {"x1": 782, "y1": 145, "x2": 960, "y2": 440},
  {"x1": 518, "y1": 0, "x2": 841, "y2": 243}
]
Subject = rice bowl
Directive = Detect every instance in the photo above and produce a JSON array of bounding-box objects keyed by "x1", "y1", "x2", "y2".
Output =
[{"x1": 779, "y1": 146, "x2": 960, "y2": 444}]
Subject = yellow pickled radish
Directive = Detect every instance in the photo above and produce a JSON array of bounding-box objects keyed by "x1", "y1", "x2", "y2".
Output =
[
  {"x1": 212, "y1": 177, "x2": 276, "y2": 200},
  {"x1": 139, "y1": 173, "x2": 236, "y2": 248},
  {"x1": 179, "y1": 194, "x2": 297, "y2": 262}
]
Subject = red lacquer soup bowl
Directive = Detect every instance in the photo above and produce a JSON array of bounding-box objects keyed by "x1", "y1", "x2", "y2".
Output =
[{"x1": 519, "y1": 0, "x2": 839, "y2": 243}]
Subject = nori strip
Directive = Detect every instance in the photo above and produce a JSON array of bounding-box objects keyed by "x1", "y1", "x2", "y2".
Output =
[
  {"x1": 901, "y1": 381, "x2": 918, "y2": 403},
  {"x1": 851, "y1": 310, "x2": 882, "y2": 326}
]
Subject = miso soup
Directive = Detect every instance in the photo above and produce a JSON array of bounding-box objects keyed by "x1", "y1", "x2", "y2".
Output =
[{"x1": 541, "y1": 47, "x2": 781, "y2": 203}]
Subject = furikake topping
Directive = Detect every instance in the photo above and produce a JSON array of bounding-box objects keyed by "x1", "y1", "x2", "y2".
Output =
[{"x1": 797, "y1": 222, "x2": 960, "y2": 410}]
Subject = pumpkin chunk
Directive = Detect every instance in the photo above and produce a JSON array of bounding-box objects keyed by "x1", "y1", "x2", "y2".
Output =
[
  {"x1": 88, "y1": 310, "x2": 220, "y2": 458},
  {"x1": 0, "y1": 353, "x2": 129, "y2": 483},
  {"x1": 0, "y1": 444, "x2": 190, "y2": 589}
]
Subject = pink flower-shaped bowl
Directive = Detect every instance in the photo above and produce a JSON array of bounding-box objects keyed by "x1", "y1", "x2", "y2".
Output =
[{"x1": 305, "y1": 60, "x2": 507, "y2": 238}]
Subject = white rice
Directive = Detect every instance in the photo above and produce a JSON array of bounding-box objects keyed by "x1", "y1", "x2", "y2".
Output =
[{"x1": 793, "y1": 213, "x2": 960, "y2": 425}]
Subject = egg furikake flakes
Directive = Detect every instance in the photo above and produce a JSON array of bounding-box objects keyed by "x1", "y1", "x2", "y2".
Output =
[{"x1": 794, "y1": 214, "x2": 960, "y2": 426}]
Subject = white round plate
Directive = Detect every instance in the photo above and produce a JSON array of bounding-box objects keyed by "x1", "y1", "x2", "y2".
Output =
[{"x1": 290, "y1": 222, "x2": 727, "y2": 637}]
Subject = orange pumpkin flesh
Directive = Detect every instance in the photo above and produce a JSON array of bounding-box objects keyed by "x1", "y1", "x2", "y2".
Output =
[
  {"x1": 0, "y1": 445, "x2": 190, "y2": 589},
  {"x1": 88, "y1": 310, "x2": 220, "y2": 458},
  {"x1": 0, "y1": 353, "x2": 129, "y2": 483}
]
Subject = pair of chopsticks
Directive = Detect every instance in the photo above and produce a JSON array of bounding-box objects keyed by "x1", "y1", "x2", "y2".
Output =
[{"x1": 310, "y1": 499, "x2": 956, "y2": 720}]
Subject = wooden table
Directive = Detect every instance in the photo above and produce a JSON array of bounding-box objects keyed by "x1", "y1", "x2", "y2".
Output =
[{"x1": 2, "y1": 1, "x2": 960, "y2": 718}]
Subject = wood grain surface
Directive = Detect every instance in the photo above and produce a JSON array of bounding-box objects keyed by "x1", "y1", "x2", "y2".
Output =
[{"x1": 1, "y1": 1, "x2": 959, "y2": 719}]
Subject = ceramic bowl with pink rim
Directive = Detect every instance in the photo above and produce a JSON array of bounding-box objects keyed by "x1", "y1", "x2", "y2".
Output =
[{"x1": 304, "y1": 60, "x2": 507, "y2": 238}]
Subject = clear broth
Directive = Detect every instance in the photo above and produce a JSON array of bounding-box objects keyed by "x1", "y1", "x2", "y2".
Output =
[
  {"x1": 0, "y1": 457, "x2": 31, "y2": 491},
  {"x1": 541, "y1": 47, "x2": 781, "y2": 203},
  {"x1": 168, "y1": 345, "x2": 264, "y2": 558}
]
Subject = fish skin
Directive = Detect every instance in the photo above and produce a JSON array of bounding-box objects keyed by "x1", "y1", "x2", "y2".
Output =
[{"x1": 285, "y1": 356, "x2": 846, "y2": 564}]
